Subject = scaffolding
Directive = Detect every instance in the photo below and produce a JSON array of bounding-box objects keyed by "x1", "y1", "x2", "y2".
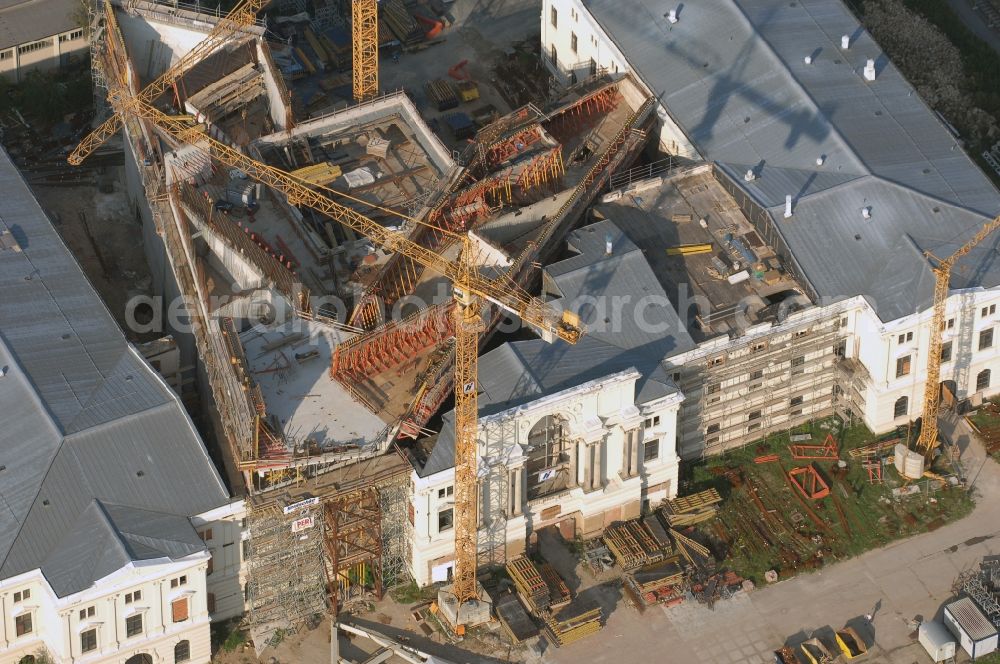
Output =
[
  {"x1": 676, "y1": 306, "x2": 853, "y2": 457},
  {"x1": 245, "y1": 497, "x2": 329, "y2": 648},
  {"x1": 479, "y1": 415, "x2": 516, "y2": 568},
  {"x1": 88, "y1": 0, "x2": 108, "y2": 118}
]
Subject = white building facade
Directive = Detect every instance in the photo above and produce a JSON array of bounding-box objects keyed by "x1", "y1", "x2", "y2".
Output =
[{"x1": 408, "y1": 369, "x2": 682, "y2": 587}]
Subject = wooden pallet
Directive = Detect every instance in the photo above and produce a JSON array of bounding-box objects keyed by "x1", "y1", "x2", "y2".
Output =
[
  {"x1": 665, "y1": 488, "x2": 722, "y2": 514},
  {"x1": 539, "y1": 562, "x2": 571, "y2": 609},
  {"x1": 544, "y1": 605, "x2": 603, "y2": 647}
]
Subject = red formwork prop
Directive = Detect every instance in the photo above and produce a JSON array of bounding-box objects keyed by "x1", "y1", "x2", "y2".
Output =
[
  {"x1": 789, "y1": 433, "x2": 839, "y2": 460},
  {"x1": 788, "y1": 464, "x2": 831, "y2": 500}
]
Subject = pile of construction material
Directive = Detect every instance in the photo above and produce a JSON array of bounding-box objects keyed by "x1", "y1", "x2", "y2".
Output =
[
  {"x1": 505, "y1": 556, "x2": 570, "y2": 614},
  {"x1": 543, "y1": 599, "x2": 603, "y2": 647},
  {"x1": 623, "y1": 557, "x2": 687, "y2": 610},
  {"x1": 383, "y1": 0, "x2": 423, "y2": 45},
  {"x1": 494, "y1": 593, "x2": 538, "y2": 643},
  {"x1": 690, "y1": 570, "x2": 744, "y2": 607},
  {"x1": 426, "y1": 79, "x2": 459, "y2": 111},
  {"x1": 661, "y1": 488, "x2": 722, "y2": 526},
  {"x1": 603, "y1": 519, "x2": 669, "y2": 570}
]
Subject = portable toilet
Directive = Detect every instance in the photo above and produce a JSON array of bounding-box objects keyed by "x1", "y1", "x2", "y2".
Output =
[
  {"x1": 918, "y1": 620, "x2": 956, "y2": 662},
  {"x1": 944, "y1": 597, "x2": 998, "y2": 659}
]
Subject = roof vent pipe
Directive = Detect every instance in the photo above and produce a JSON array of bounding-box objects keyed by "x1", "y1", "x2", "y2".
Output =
[
  {"x1": 862, "y1": 206, "x2": 872, "y2": 219},
  {"x1": 667, "y1": 8, "x2": 678, "y2": 23},
  {"x1": 784, "y1": 195, "x2": 793, "y2": 218},
  {"x1": 816, "y1": 155, "x2": 825, "y2": 166},
  {"x1": 864, "y1": 59, "x2": 876, "y2": 81},
  {"x1": 605, "y1": 232, "x2": 614, "y2": 255},
  {"x1": 804, "y1": 55, "x2": 813, "y2": 65},
  {"x1": 841, "y1": 34, "x2": 850, "y2": 49},
  {"x1": 744, "y1": 169, "x2": 756, "y2": 182}
]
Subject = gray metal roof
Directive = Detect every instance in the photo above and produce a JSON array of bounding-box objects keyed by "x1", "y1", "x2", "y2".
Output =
[
  {"x1": 946, "y1": 597, "x2": 998, "y2": 641},
  {"x1": 0, "y1": 147, "x2": 229, "y2": 595},
  {"x1": 416, "y1": 220, "x2": 687, "y2": 477},
  {"x1": 0, "y1": 0, "x2": 78, "y2": 51},
  {"x1": 583, "y1": 0, "x2": 1000, "y2": 321}
]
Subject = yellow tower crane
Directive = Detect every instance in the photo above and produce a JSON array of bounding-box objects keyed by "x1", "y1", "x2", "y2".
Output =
[
  {"x1": 84, "y1": 0, "x2": 581, "y2": 622},
  {"x1": 68, "y1": 0, "x2": 269, "y2": 167},
  {"x1": 352, "y1": 0, "x2": 379, "y2": 102},
  {"x1": 915, "y1": 214, "x2": 1000, "y2": 471}
]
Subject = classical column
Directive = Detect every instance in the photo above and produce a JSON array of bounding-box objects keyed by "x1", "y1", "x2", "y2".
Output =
[{"x1": 590, "y1": 441, "x2": 603, "y2": 491}]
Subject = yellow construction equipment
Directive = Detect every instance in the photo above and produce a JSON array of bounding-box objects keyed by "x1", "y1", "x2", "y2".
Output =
[
  {"x1": 352, "y1": 0, "x2": 379, "y2": 102},
  {"x1": 916, "y1": 214, "x2": 1000, "y2": 465},
  {"x1": 86, "y1": 0, "x2": 582, "y2": 624},
  {"x1": 68, "y1": 0, "x2": 267, "y2": 166}
]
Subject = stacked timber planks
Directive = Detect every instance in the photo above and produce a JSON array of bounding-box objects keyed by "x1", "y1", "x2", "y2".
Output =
[
  {"x1": 544, "y1": 601, "x2": 603, "y2": 647},
  {"x1": 383, "y1": 0, "x2": 423, "y2": 45},
  {"x1": 642, "y1": 513, "x2": 673, "y2": 554},
  {"x1": 426, "y1": 79, "x2": 459, "y2": 111},
  {"x1": 603, "y1": 520, "x2": 666, "y2": 570},
  {"x1": 539, "y1": 562, "x2": 571, "y2": 610},
  {"x1": 661, "y1": 488, "x2": 722, "y2": 526},
  {"x1": 506, "y1": 556, "x2": 550, "y2": 612}
]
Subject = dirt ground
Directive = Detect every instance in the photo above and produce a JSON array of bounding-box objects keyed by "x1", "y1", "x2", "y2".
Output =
[{"x1": 27, "y1": 162, "x2": 159, "y2": 343}]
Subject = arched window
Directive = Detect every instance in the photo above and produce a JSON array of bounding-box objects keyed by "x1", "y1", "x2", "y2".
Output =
[
  {"x1": 175, "y1": 640, "x2": 191, "y2": 663},
  {"x1": 526, "y1": 415, "x2": 570, "y2": 499},
  {"x1": 125, "y1": 654, "x2": 153, "y2": 664},
  {"x1": 18, "y1": 656, "x2": 36, "y2": 664},
  {"x1": 893, "y1": 396, "x2": 908, "y2": 418},
  {"x1": 977, "y1": 369, "x2": 991, "y2": 392}
]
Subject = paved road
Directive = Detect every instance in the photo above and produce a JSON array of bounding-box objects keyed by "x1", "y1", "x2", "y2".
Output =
[{"x1": 546, "y1": 415, "x2": 1000, "y2": 664}]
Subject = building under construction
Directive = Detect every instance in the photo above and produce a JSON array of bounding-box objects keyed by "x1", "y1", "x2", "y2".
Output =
[
  {"x1": 80, "y1": 0, "x2": 1000, "y2": 646},
  {"x1": 87, "y1": 0, "x2": 655, "y2": 644}
]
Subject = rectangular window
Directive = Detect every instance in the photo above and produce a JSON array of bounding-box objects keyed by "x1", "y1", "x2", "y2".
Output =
[
  {"x1": 706, "y1": 383, "x2": 720, "y2": 395},
  {"x1": 708, "y1": 355, "x2": 725, "y2": 367},
  {"x1": 13, "y1": 589, "x2": 29, "y2": 602},
  {"x1": 644, "y1": 416, "x2": 660, "y2": 428},
  {"x1": 896, "y1": 355, "x2": 911, "y2": 378},
  {"x1": 947, "y1": 318, "x2": 955, "y2": 329},
  {"x1": 570, "y1": 32, "x2": 578, "y2": 53},
  {"x1": 207, "y1": 555, "x2": 213, "y2": 576},
  {"x1": 747, "y1": 422, "x2": 761, "y2": 433},
  {"x1": 941, "y1": 341, "x2": 953, "y2": 363},
  {"x1": 18, "y1": 39, "x2": 52, "y2": 54},
  {"x1": 438, "y1": 508, "x2": 454, "y2": 532},
  {"x1": 748, "y1": 410, "x2": 762, "y2": 421},
  {"x1": 81, "y1": 628, "x2": 97, "y2": 653},
  {"x1": 0, "y1": 50, "x2": 11, "y2": 60},
  {"x1": 125, "y1": 614, "x2": 143, "y2": 638},
  {"x1": 793, "y1": 329, "x2": 810, "y2": 338},
  {"x1": 199, "y1": 528, "x2": 213, "y2": 541},
  {"x1": 983, "y1": 304, "x2": 996, "y2": 317},
  {"x1": 550, "y1": 6, "x2": 557, "y2": 27},
  {"x1": 550, "y1": 44, "x2": 557, "y2": 68},
  {"x1": 15, "y1": 613, "x2": 32, "y2": 637},
  {"x1": 791, "y1": 355, "x2": 805, "y2": 375},
  {"x1": 706, "y1": 436, "x2": 720, "y2": 446},
  {"x1": 706, "y1": 423, "x2": 720, "y2": 434},
  {"x1": 207, "y1": 593, "x2": 216, "y2": 613},
  {"x1": 643, "y1": 439, "x2": 660, "y2": 462},
  {"x1": 790, "y1": 395, "x2": 803, "y2": 407},
  {"x1": 977, "y1": 370, "x2": 991, "y2": 391},
  {"x1": 437, "y1": 486, "x2": 454, "y2": 499},
  {"x1": 897, "y1": 332, "x2": 913, "y2": 344},
  {"x1": 589, "y1": 57, "x2": 597, "y2": 76},
  {"x1": 79, "y1": 606, "x2": 95, "y2": 620},
  {"x1": 750, "y1": 369, "x2": 764, "y2": 381},
  {"x1": 980, "y1": 328, "x2": 994, "y2": 350},
  {"x1": 172, "y1": 598, "x2": 189, "y2": 623}
]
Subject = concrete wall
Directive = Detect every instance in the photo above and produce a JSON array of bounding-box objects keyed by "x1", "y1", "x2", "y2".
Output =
[{"x1": 193, "y1": 501, "x2": 248, "y2": 622}]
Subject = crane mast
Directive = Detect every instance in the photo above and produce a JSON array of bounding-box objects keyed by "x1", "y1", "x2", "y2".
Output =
[
  {"x1": 352, "y1": 0, "x2": 379, "y2": 102},
  {"x1": 917, "y1": 214, "x2": 1000, "y2": 461}
]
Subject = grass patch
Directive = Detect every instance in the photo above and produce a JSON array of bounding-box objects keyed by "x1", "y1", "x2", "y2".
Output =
[
  {"x1": 211, "y1": 619, "x2": 247, "y2": 654},
  {"x1": 390, "y1": 581, "x2": 440, "y2": 605},
  {"x1": 685, "y1": 417, "x2": 974, "y2": 585},
  {"x1": 968, "y1": 398, "x2": 1000, "y2": 462}
]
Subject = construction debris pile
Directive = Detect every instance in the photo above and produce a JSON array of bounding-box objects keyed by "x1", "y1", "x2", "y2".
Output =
[{"x1": 502, "y1": 556, "x2": 603, "y2": 648}]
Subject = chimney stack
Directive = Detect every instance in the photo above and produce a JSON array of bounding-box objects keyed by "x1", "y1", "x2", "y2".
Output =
[
  {"x1": 841, "y1": 34, "x2": 850, "y2": 49},
  {"x1": 864, "y1": 59, "x2": 876, "y2": 81},
  {"x1": 667, "y1": 8, "x2": 678, "y2": 23},
  {"x1": 804, "y1": 55, "x2": 813, "y2": 65},
  {"x1": 862, "y1": 206, "x2": 872, "y2": 220},
  {"x1": 784, "y1": 195, "x2": 793, "y2": 218},
  {"x1": 744, "y1": 169, "x2": 756, "y2": 182},
  {"x1": 605, "y1": 232, "x2": 614, "y2": 255}
]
